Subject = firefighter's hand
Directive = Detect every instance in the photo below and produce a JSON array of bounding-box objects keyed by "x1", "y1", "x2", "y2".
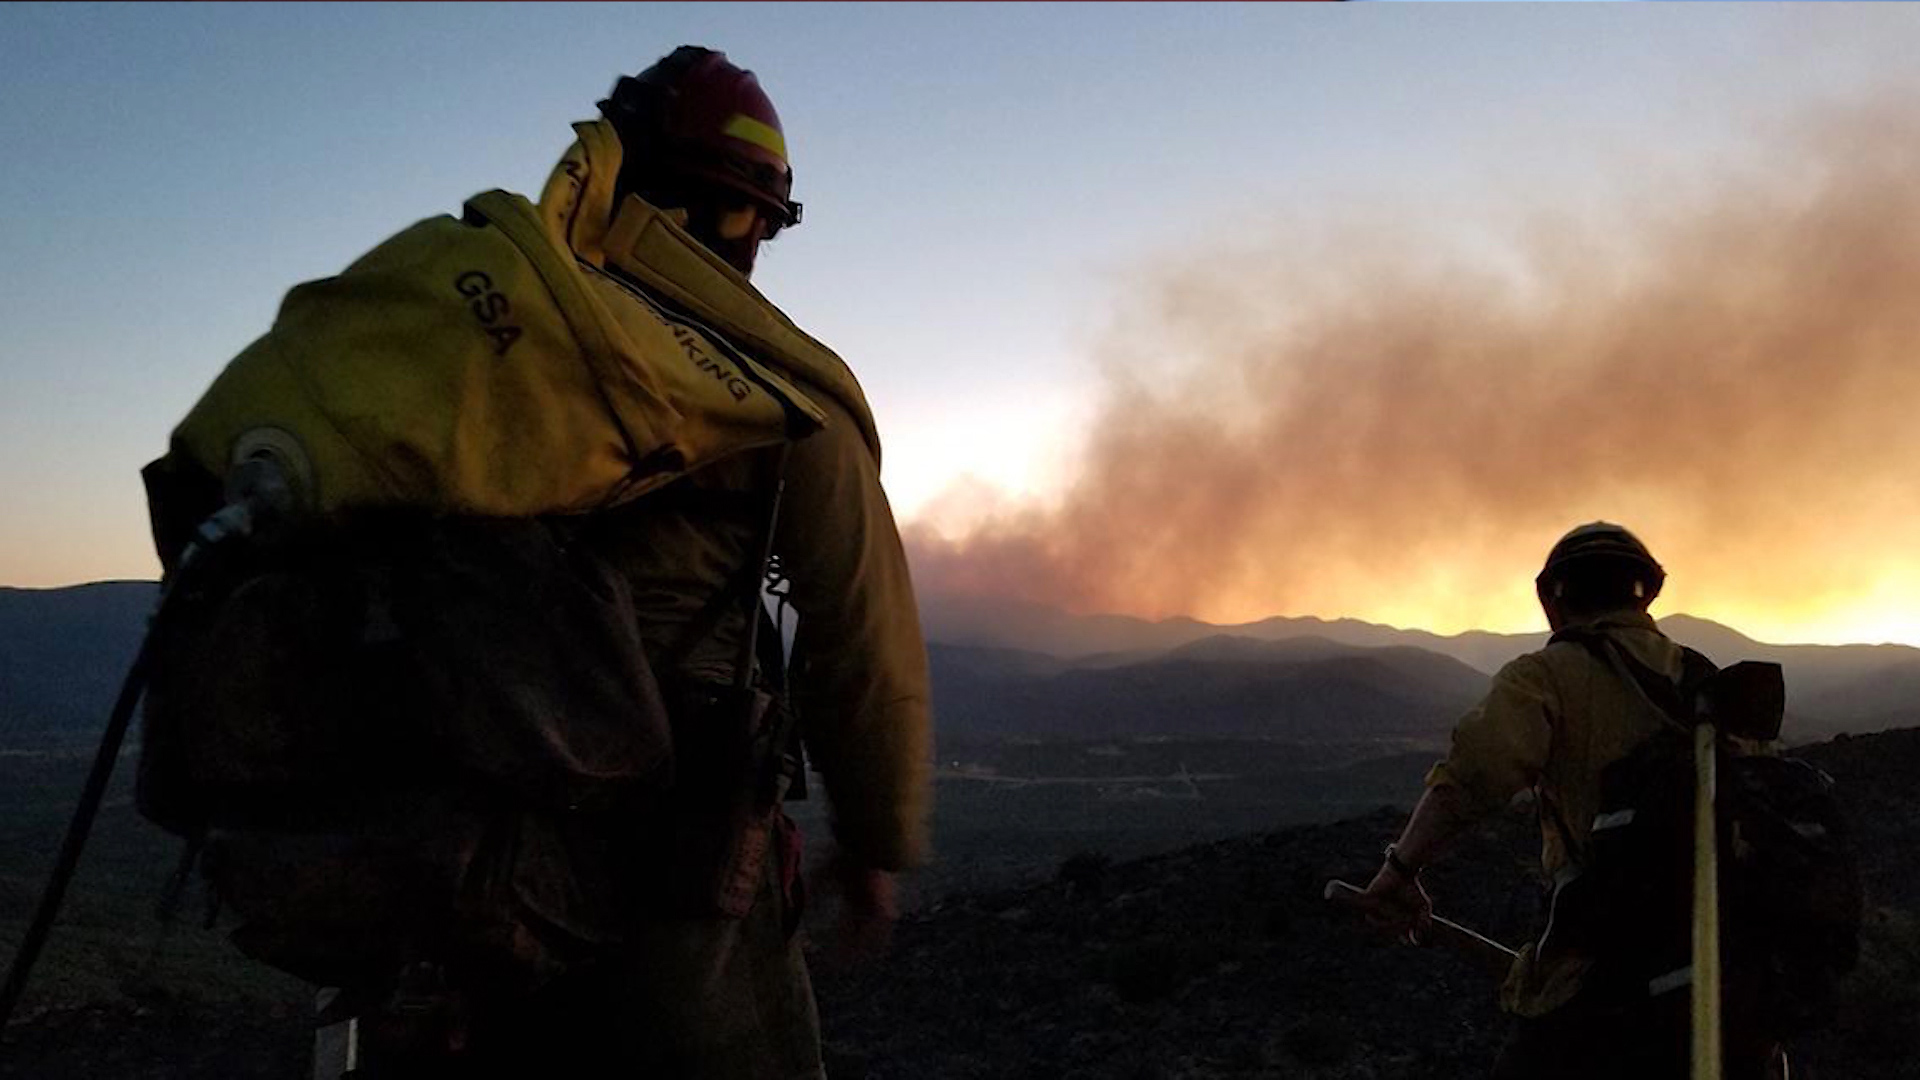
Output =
[
  {"x1": 820, "y1": 853, "x2": 896, "y2": 965},
  {"x1": 1353, "y1": 859, "x2": 1434, "y2": 945}
]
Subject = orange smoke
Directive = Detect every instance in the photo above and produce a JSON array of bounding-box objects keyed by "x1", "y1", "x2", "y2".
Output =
[{"x1": 905, "y1": 100, "x2": 1920, "y2": 643}]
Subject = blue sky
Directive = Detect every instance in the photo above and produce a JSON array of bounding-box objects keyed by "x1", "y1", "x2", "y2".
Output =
[{"x1": 2, "y1": 2, "x2": 1915, "y2": 606}]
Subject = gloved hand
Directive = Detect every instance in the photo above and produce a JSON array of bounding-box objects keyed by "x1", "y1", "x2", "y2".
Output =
[{"x1": 1352, "y1": 855, "x2": 1434, "y2": 946}]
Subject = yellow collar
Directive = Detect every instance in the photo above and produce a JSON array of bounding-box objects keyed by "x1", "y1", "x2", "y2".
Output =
[{"x1": 533, "y1": 119, "x2": 882, "y2": 458}]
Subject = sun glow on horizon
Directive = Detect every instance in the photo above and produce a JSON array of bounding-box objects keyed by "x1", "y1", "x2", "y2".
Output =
[
  {"x1": 1183, "y1": 587, "x2": 1920, "y2": 650},
  {"x1": 1045, "y1": 588, "x2": 1920, "y2": 650},
  {"x1": 906, "y1": 479, "x2": 1920, "y2": 651}
]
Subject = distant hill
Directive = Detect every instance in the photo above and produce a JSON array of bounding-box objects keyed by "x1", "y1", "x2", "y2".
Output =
[
  {"x1": 1656, "y1": 614, "x2": 1920, "y2": 741},
  {"x1": 930, "y1": 634, "x2": 1488, "y2": 742},
  {"x1": 0, "y1": 582, "x2": 154, "y2": 746},
  {"x1": 6, "y1": 582, "x2": 1920, "y2": 748},
  {"x1": 921, "y1": 593, "x2": 1920, "y2": 743},
  {"x1": 4, "y1": 583, "x2": 1483, "y2": 749},
  {"x1": 917, "y1": 589, "x2": 1539, "y2": 672}
]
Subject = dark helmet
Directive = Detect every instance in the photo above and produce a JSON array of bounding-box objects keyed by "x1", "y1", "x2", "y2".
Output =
[
  {"x1": 1535, "y1": 521, "x2": 1666, "y2": 606},
  {"x1": 598, "y1": 46, "x2": 802, "y2": 236}
]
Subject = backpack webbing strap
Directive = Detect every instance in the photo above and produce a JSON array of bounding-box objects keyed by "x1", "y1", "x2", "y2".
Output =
[
  {"x1": 661, "y1": 443, "x2": 793, "y2": 686},
  {"x1": 729, "y1": 443, "x2": 807, "y2": 806},
  {"x1": 731, "y1": 443, "x2": 791, "y2": 696},
  {"x1": 601, "y1": 262, "x2": 811, "y2": 684},
  {"x1": 1549, "y1": 626, "x2": 1716, "y2": 732},
  {"x1": 1539, "y1": 627, "x2": 1715, "y2": 868}
]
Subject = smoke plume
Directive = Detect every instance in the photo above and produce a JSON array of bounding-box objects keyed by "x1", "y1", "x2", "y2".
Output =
[{"x1": 905, "y1": 101, "x2": 1920, "y2": 640}]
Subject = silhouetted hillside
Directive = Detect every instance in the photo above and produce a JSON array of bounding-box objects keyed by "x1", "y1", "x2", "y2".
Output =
[
  {"x1": 8, "y1": 584, "x2": 1920, "y2": 749},
  {"x1": 921, "y1": 593, "x2": 1920, "y2": 742},
  {"x1": 917, "y1": 590, "x2": 1540, "y2": 672},
  {"x1": 1660, "y1": 614, "x2": 1920, "y2": 741},
  {"x1": 931, "y1": 635, "x2": 1487, "y2": 741},
  {"x1": 0, "y1": 583, "x2": 152, "y2": 746}
]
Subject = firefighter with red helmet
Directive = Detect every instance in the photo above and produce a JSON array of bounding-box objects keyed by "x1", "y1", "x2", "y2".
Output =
[
  {"x1": 193, "y1": 45, "x2": 932, "y2": 1078},
  {"x1": 490, "y1": 46, "x2": 930, "y2": 1078}
]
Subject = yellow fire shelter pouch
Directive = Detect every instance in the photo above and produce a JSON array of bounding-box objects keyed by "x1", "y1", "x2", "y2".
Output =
[{"x1": 162, "y1": 187, "x2": 824, "y2": 518}]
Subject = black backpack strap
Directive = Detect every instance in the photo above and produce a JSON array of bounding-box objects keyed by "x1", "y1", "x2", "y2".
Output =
[
  {"x1": 1540, "y1": 627, "x2": 1714, "y2": 868},
  {"x1": 725, "y1": 444, "x2": 806, "y2": 807},
  {"x1": 1550, "y1": 626, "x2": 1716, "y2": 732},
  {"x1": 659, "y1": 444, "x2": 792, "y2": 682},
  {"x1": 731, "y1": 443, "x2": 791, "y2": 696}
]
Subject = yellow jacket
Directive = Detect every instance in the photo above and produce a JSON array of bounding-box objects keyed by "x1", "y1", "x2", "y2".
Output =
[
  {"x1": 1426, "y1": 609, "x2": 1681, "y2": 1016},
  {"x1": 537, "y1": 121, "x2": 930, "y2": 872}
]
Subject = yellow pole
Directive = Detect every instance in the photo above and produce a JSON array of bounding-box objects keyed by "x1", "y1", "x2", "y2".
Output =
[{"x1": 1693, "y1": 721, "x2": 1723, "y2": 1080}]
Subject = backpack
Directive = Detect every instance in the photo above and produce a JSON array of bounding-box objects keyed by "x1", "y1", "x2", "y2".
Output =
[
  {"x1": 136, "y1": 448, "x2": 800, "y2": 999},
  {"x1": 1541, "y1": 629, "x2": 1863, "y2": 1037},
  {"x1": 127, "y1": 183, "x2": 835, "y2": 997}
]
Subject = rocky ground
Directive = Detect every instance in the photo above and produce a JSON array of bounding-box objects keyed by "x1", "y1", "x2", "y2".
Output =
[
  {"x1": 814, "y1": 807, "x2": 1522, "y2": 1080},
  {"x1": 814, "y1": 727, "x2": 1920, "y2": 1080},
  {"x1": 5, "y1": 729, "x2": 1917, "y2": 1079}
]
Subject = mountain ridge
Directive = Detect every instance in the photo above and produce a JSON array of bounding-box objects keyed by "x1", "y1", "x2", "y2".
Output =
[
  {"x1": 7, "y1": 583, "x2": 1920, "y2": 746},
  {"x1": 918, "y1": 592, "x2": 1920, "y2": 741}
]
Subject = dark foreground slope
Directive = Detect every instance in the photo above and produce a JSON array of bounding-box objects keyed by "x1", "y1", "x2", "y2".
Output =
[
  {"x1": 4, "y1": 730, "x2": 1917, "y2": 1079},
  {"x1": 815, "y1": 728, "x2": 1920, "y2": 1080},
  {"x1": 817, "y1": 807, "x2": 1522, "y2": 1080}
]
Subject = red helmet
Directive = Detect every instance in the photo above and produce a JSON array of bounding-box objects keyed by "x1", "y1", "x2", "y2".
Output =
[{"x1": 599, "y1": 47, "x2": 802, "y2": 236}]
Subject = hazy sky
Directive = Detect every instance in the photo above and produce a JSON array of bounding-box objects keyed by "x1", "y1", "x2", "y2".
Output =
[{"x1": 4, "y1": 3, "x2": 1919, "y2": 643}]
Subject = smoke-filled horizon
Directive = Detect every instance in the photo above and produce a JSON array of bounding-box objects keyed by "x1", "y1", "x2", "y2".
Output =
[{"x1": 905, "y1": 99, "x2": 1920, "y2": 646}]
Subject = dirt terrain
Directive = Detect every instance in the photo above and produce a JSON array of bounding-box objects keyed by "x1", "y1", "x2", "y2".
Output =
[{"x1": 4, "y1": 729, "x2": 1916, "y2": 1079}]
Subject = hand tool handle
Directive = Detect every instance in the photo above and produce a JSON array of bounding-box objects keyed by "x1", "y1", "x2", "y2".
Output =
[{"x1": 1323, "y1": 878, "x2": 1517, "y2": 980}]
